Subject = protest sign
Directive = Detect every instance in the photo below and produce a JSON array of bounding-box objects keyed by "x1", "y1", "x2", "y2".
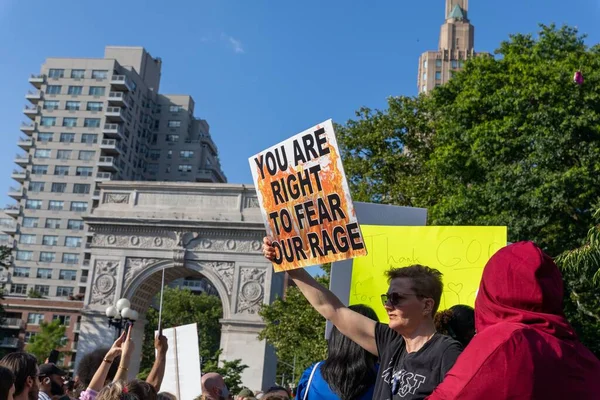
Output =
[
  {"x1": 157, "y1": 323, "x2": 202, "y2": 399},
  {"x1": 350, "y1": 225, "x2": 507, "y2": 322},
  {"x1": 249, "y1": 119, "x2": 367, "y2": 272}
]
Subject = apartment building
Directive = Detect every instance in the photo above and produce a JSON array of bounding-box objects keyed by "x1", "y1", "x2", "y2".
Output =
[
  {"x1": 417, "y1": 0, "x2": 489, "y2": 93},
  {"x1": 1, "y1": 46, "x2": 226, "y2": 368}
]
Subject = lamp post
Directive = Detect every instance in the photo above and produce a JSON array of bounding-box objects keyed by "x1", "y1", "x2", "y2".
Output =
[{"x1": 105, "y1": 298, "x2": 139, "y2": 338}]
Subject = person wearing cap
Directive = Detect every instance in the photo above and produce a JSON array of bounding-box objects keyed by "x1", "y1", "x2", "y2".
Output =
[{"x1": 38, "y1": 363, "x2": 67, "y2": 400}]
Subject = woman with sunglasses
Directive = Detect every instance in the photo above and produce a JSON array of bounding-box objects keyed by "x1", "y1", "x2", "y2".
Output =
[{"x1": 263, "y1": 238, "x2": 462, "y2": 400}]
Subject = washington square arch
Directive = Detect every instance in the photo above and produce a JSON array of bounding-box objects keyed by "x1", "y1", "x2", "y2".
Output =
[{"x1": 76, "y1": 181, "x2": 283, "y2": 391}]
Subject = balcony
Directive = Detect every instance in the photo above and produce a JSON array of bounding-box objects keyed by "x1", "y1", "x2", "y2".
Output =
[
  {"x1": 105, "y1": 107, "x2": 125, "y2": 122},
  {"x1": 29, "y1": 74, "x2": 45, "y2": 88},
  {"x1": 95, "y1": 172, "x2": 112, "y2": 181},
  {"x1": 8, "y1": 186, "x2": 24, "y2": 200},
  {"x1": 98, "y1": 156, "x2": 118, "y2": 172},
  {"x1": 3, "y1": 206, "x2": 20, "y2": 218},
  {"x1": 108, "y1": 91, "x2": 130, "y2": 108},
  {"x1": 0, "y1": 272, "x2": 10, "y2": 283},
  {"x1": 0, "y1": 219, "x2": 17, "y2": 233},
  {"x1": 23, "y1": 105, "x2": 39, "y2": 119},
  {"x1": 110, "y1": 75, "x2": 133, "y2": 91},
  {"x1": 102, "y1": 123, "x2": 123, "y2": 138},
  {"x1": 71, "y1": 341, "x2": 78, "y2": 351},
  {"x1": 11, "y1": 169, "x2": 27, "y2": 182},
  {"x1": 25, "y1": 90, "x2": 42, "y2": 103},
  {"x1": 92, "y1": 190, "x2": 100, "y2": 200},
  {"x1": 17, "y1": 137, "x2": 34, "y2": 150},
  {"x1": 0, "y1": 338, "x2": 20, "y2": 349},
  {"x1": 14, "y1": 154, "x2": 30, "y2": 166},
  {"x1": 0, "y1": 318, "x2": 25, "y2": 330},
  {"x1": 20, "y1": 122, "x2": 36, "y2": 135},
  {"x1": 100, "y1": 139, "x2": 123, "y2": 154},
  {"x1": 74, "y1": 322, "x2": 81, "y2": 332}
]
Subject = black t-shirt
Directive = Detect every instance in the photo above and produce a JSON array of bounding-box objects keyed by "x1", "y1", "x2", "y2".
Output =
[{"x1": 372, "y1": 323, "x2": 462, "y2": 400}]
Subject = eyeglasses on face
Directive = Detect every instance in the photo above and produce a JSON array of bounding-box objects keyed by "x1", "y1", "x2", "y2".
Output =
[{"x1": 380, "y1": 292, "x2": 418, "y2": 307}]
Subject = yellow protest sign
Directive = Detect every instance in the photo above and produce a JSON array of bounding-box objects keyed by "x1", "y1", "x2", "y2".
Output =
[{"x1": 349, "y1": 225, "x2": 507, "y2": 322}]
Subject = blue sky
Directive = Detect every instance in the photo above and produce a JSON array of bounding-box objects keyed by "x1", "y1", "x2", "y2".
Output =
[{"x1": 0, "y1": 0, "x2": 599, "y2": 207}]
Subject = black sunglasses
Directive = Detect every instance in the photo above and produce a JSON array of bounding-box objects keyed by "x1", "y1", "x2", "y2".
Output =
[{"x1": 380, "y1": 292, "x2": 418, "y2": 307}]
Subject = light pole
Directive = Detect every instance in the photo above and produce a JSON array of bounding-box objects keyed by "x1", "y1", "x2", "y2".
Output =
[{"x1": 105, "y1": 298, "x2": 139, "y2": 338}]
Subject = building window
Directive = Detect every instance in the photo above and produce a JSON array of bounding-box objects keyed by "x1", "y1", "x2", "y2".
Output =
[
  {"x1": 167, "y1": 120, "x2": 181, "y2": 128},
  {"x1": 169, "y1": 105, "x2": 182, "y2": 112},
  {"x1": 45, "y1": 219, "x2": 61, "y2": 229},
  {"x1": 70, "y1": 202, "x2": 88, "y2": 212},
  {"x1": 48, "y1": 200, "x2": 64, "y2": 211},
  {"x1": 149, "y1": 150, "x2": 160, "y2": 160},
  {"x1": 60, "y1": 133, "x2": 75, "y2": 143},
  {"x1": 67, "y1": 220, "x2": 84, "y2": 230},
  {"x1": 22, "y1": 217, "x2": 39, "y2": 228},
  {"x1": 435, "y1": 71, "x2": 442, "y2": 80},
  {"x1": 68, "y1": 86, "x2": 83, "y2": 95},
  {"x1": 71, "y1": 69, "x2": 85, "y2": 79},
  {"x1": 39, "y1": 252, "x2": 55, "y2": 262},
  {"x1": 166, "y1": 134, "x2": 179, "y2": 142},
  {"x1": 34, "y1": 285, "x2": 50, "y2": 296},
  {"x1": 76, "y1": 167, "x2": 93, "y2": 177},
  {"x1": 40, "y1": 117, "x2": 56, "y2": 127},
  {"x1": 54, "y1": 166, "x2": 69, "y2": 176},
  {"x1": 62, "y1": 253, "x2": 79, "y2": 264},
  {"x1": 84, "y1": 118, "x2": 101, "y2": 128},
  {"x1": 27, "y1": 313, "x2": 44, "y2": 325},
  {"x1": 73, "y1": 184, "x2": 90, "y2": 194},
  {"x1": 58, "y1": 270, "x2": 77, "y2": 281},
  {"x1": 25, "y1": 200, "x2": 42, "y2": 210},
  {"x1": 19, "y1": 235, "x2": 36, "y2": 245},
  {"x1": 63, "y1": 118, "x2": 77, "y2": 127},
  {"x1": 24, "y1": 332, "x2": 37, "y2": 343},
  {"x1": 451, "y1": 60, "x2": 458, "y2": 69},
  {"x1": 64, "y1": 237, "x2": 82, "y2": 248},
  {"x1": 46, "y1": 85, "x2": 62, "y2": 95},
  {"x1": 86, "y1": 101, "x2": 103, "y2": 112},
  {"x1": 42, "y1": 235, "x2": 58, "y2": 246},
  {"x1": 53, "y1": 315, "x2": 72, "y2": 327},
  {"x1": 48, "y1": 69, "x2": 64, "y2": 79},
  {"x1": 178, "y1": 164, "x2": 192, "y2": 172},
  {"x1": 37, "y1": 268, "x2": 52, "y2": 279},
  {"x1": 32, "y1": 165, "x2": 48, "y2": 175},
  {"x1": 57, "y1": 150, "x2": 72, "y2": 160},
  {"x1": 180, "y1": 150, "x2": 194, "y2": 158},
  {"x1": 10, "y1": 284, "x2": 28, "y2": 295},
  {"x1": 43, "y1": 100, "x2": 60, "y2": 110},
  {"x1": 89, "y1": 86, "x2": 105, "y2": 96},
  {"x1": 51, "y1": 183, "x2": 67, "y2": 193},
  {"x1": 81, "y1": 134, "x2": 97, "y2": 144},
  {"x1": 13, "y1": 267, "x2": 31, "y2": 277},
  {"x1": 78, "y1": 151, "x2": 95, "y2": 161},
  {"x1": 436, "y1": 59, "x2": 442, "y2": 68},
  {"x1": 64, "y1": 101, "x2": 80, "y2": 111},
  {"x1": 16, "y1": 251, "x2": 33, "y2": 261},
  {"x1": 28, "y1": 182, "x2": 45, "y2": 192},
  {"x1": 35, "y1": 149, "x2": 51, "y2": 158},
  {"x1": 56, "y1": 287, "x2": 74, "y2": 297},
  {"x1": 91, "y1": 70, "x2": 108, "y2": 79},
  {"x1": 37, "y1": 132, "x2": 53, "y2": 142}
]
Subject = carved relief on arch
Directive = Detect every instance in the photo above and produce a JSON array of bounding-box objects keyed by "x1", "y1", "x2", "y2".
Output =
[
  {"x1": 237, "y1": 267, "x2": 266, "y2": 314},
  {"x1": 90, "y1": 260, "x2": 120, "y2": 306},
  {"x1": 124, "y1": 258, "x2": 161, "y2": 290},
  {"x1": 190, "y1": 238, "x2": 262, "y2": 254},
  {"x1": 92, "y1": 233, "x2": 176, "y2": 249}
]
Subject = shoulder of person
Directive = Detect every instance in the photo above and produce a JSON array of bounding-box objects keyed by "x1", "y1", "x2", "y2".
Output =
[{"x1": 433, "y1": 332, "x2": 463, "y2": 350}]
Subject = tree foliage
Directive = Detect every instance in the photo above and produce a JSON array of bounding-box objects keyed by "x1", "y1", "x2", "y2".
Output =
[
  {"x1": 0, "y1": 246, "x2": 11, "y2": 269},
  {"x1": 258, "y1": 272, "x2": 329, "y2": 387},
  {"x1": 338, "y1": 24, "x2": 600, "y2": 354},
  {"x1": 203, "y1": 352, "x2": 249, "y2": 393},
  {"x1": 26, "y1": 320, "x2": 66, "y2": 364}
]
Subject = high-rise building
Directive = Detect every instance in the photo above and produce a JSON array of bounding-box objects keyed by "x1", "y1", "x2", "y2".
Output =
[
  {"x1": 1, "y1": 46, "x2": 226, "y2": 367},
  {"x1": 417, "y1": 0, "x2": 486, "y2": 93}
]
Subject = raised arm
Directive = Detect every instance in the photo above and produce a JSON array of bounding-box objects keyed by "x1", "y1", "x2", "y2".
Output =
[
  {"x1": 146, "y1": 330, "x2": 168, "y2": 391},
  {"x1": 86, "y1": 331, "x2": 125, "y2": 392},
  {"x1": 113, "y1": 324, "x2": 134, "y2": 382},
  {"x1": 264, "y1": 237, "x2": 378, "y2": 355}
]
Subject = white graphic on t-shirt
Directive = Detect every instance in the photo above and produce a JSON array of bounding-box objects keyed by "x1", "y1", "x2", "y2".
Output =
[{"x1": 382, "y1": 365, "x2": 426, "y2": 397}]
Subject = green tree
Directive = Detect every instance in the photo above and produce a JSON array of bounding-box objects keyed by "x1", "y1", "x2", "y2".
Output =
[
  {"x1": 556, "y1": 207, "x2": 600, "y2": 357},
  {"x1": 26, "y1": 320, "x2": 66, "y2": 363},
  {"x1": 203, "y1": 352, "x2": 248, "y2": 393},
  {"x1": 0, "y1": 246, "x2": 11, "y2": 269},
  {"x1": 139, "y1": 288, "x2": 223, "y2": 377},
  {"x1": 258, "y1": 271, "x2": 330, "y2": 387}
]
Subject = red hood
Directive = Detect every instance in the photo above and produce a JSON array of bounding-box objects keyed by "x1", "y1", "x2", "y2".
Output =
[{"x1": 474, "y1": 241, "x2": 576, "y2": 340}]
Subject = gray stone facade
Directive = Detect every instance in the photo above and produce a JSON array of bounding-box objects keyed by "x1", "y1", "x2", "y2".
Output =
[{"x1": 78, "y1": 181, "x2": 282, "y2": 392}]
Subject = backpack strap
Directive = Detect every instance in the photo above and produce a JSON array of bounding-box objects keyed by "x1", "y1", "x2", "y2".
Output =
[{"x1": 303, "y1": 362, "x2": 322, "y2": 400}]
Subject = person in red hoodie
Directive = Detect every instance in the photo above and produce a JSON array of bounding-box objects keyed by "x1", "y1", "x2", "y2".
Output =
[{"x1": 428, "y1": 241, "x2": 600, "y2": 399}]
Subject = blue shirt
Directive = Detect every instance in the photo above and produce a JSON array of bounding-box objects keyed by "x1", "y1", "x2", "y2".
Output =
[{"x1": 296, "y1": 362, "x2": 376, "y2": 400}]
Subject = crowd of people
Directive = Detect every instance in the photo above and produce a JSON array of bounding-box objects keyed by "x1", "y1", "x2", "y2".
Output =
[{"x1": 0, "y1": 239, "x2": 599, "y2": 400}]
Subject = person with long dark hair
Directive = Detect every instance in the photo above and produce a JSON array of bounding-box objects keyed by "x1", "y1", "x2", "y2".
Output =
[
  {"x1": 0, "y1": 365, "x2": 16, "y2": 400},
  {"x1": 297, "y1": 304, "x2": 379, "y2": 400},
  {"x1": 434, "y1": 305, "x2": 475, "y2": 348}
]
